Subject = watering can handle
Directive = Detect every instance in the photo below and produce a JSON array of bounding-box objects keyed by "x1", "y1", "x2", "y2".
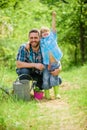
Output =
[
  {"x1": 15, "y1": 74, "x2": 33, "y2": 82},
  {"x1": 15, "y1": 74, "x2": 36, "y2": 91}
]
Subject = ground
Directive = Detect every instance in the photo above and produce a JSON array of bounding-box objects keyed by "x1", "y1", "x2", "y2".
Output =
[{"x1": 34, "y1": 82, "x2": 87, "y2": 130}]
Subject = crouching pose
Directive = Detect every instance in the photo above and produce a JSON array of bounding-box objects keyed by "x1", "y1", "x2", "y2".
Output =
[{"x1": 16, "y1": 16, "x2": 62, "y2": 99}]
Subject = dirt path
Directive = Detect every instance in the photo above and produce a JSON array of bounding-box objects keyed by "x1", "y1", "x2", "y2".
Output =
[{"x1": 37, "y1": 83, "x2": 87, "y2": 130}]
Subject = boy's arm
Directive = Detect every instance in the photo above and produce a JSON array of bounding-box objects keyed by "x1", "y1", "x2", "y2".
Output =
[{"x1": 52, "y1": 11, "x2": 56, "y2": 32}]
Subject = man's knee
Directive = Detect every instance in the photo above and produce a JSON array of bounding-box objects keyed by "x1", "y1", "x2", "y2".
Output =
[{"x1": 16, "y1": 68, "x2": 31, "y2": 80}]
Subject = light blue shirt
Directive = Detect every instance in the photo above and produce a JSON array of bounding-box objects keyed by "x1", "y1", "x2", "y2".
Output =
[{"x1": 40, "y1": 30, "x2": 63, "y2": 64}]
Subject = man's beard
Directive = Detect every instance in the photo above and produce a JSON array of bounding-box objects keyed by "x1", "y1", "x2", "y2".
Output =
[{"x1": 30, "y1": 41, "x2": 39, "y2": 48}]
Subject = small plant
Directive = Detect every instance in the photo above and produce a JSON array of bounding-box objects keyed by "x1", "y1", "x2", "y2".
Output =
[
  {"x1": 34, "y1": 87, "x2": 42, "y2": 92},
  {"x1": 34, "y1": 87, "x2": 44, "y2": 100}
]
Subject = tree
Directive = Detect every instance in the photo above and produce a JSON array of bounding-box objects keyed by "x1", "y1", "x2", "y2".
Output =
[{"x1": 40, "y1": 0, "x2": 87, "y2": 65}]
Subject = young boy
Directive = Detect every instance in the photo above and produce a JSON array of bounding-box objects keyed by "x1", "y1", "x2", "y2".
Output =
[{"x1": 40, "y1": 11, "x2": 63, "y2": 99}]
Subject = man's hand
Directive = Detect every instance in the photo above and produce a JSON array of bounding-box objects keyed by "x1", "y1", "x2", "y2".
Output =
[{"x1": 34, "y1": 63, "x2": 45, "y2": 71}]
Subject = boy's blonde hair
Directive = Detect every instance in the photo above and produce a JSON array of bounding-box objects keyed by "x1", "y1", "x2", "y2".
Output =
[{"x1": 40, "y1": 26, "x2": 50, "y2": 37}]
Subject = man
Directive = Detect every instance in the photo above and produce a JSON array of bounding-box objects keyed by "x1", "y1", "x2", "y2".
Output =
[{"x1": 16, "y1": 29, "x2": 61, "y2": 93}]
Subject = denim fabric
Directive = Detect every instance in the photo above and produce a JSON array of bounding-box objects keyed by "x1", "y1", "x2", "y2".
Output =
[
  {"x1": 42, "y1": 62, "x2": 62, "y2": 90},
  {"x1": 48, "y1": 62, "x2": 60, "y2": 72}
]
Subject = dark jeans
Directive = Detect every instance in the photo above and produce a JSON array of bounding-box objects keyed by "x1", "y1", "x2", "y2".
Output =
[{"x1": 16, "y1": 68, "x2": 43, "y2": 90}]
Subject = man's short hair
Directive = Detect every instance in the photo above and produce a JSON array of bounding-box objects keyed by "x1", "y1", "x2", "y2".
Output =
[{"x1": 29, "y1": 29, "x2": 40, "y2": 37}]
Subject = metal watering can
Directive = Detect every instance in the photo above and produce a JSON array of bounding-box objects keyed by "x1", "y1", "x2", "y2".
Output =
[{"x1": 13, "y1": 74, "x2": 35, "y2": 101}]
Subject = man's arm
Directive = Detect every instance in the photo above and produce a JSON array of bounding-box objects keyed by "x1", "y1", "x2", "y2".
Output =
[
  {"x1": 16, "y1": 61, "x2": 45, "y2": 71},
  {"x1": 16, "y1": 61, "x2": 35, "y2": 68},
  {"x1": 52, "y1": 11, "x2": 56, "y2": 32}
]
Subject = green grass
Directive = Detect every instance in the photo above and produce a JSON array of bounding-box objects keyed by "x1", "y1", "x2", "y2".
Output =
[
  {"x1": 61, "y1": 65, "x2": 87, "y2": 108},
  {"x1": 0, "y1": 64, "x2": 87, "y2": 130},
  {"x1": 0, "y1": 100, "x2": 38, "y2": 130}
]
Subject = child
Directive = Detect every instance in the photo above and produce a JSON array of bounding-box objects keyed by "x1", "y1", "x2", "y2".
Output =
[{"x1": 40, "y1": 11, "x2": 63, "y2": 99}]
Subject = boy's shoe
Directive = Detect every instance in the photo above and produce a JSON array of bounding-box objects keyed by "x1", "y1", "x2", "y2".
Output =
[
  {"x1": 44, "y1": 89, "x2": 50, "y2": 99},
  {"x1": 55, "y1": 94, "x2": 61, "y2": 99}
]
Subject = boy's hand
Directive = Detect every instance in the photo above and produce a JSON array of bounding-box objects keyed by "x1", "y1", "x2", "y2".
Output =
[
  {"x1": 52, "y1": 11, "x2": 56, "y2": 17},
  {"x1": 26, "y1": 42, "x2": 30, "y2": 51},
  {"x1": 50, "y1": 68, "x2": 61, "y2": 76}
]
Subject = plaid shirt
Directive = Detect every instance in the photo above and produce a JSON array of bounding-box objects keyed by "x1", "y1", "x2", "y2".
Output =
[
  {"x1": 16, "y1": 44, "x2": 43, "y2": 64},
  {"x1": 40, "y1": 30, "x2": 63, "y2": 64}
]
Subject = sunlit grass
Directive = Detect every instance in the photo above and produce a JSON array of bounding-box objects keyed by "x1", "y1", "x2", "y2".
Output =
[
  {"x1": 0, "y1": 64, "x2": 87, "y2": 129},
  {"x1": 60, "y1": 64, "x2": 87, "y2": 112},
  {"x1": 0, "y1": 99, "x2": 38, "y2": 130},
  {"x1": 0, "y1": 66, "x2": 17, "y2": 87}
]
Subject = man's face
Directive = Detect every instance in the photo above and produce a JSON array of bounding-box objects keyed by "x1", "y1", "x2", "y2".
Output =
[{"x1": 29, "y1": 32, "x2": 40, "y2": 48}]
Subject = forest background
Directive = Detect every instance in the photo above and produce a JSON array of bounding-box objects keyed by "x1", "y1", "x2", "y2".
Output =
[{"x1": 0, "y1": 0, "x2": 87, "y2": 71}]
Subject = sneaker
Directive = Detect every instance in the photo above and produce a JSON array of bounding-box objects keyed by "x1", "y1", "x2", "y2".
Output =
[{"x1": 55, "y1": 94, "x2": 61, "y2": 99}]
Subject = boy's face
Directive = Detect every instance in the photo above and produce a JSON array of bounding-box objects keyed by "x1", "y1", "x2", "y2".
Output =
[{"x1": 42, "y1": 30, "x2": 50, "y2": 38}]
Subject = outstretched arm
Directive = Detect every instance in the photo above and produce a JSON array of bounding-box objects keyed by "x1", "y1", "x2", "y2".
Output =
[{"x1": 52, "y1": 11, "x2": 56, "y2": 32}]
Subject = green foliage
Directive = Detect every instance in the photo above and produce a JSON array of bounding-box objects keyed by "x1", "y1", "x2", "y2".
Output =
[
  {"x1": 34, "y1": 87, "x2": 42, "y2": 92},
  {"x1": 0, "y1": 38, "x2": 17, "y2": 69},
  {"x1": 0, "y1": 0, "x2": 21, "y2": 9},
  {"x1": 0, "y1": 0, "x2": 87, "y2": 69}
]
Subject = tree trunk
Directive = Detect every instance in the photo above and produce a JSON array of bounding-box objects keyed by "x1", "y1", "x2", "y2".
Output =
[
  {"x1": 80, "y1": 21, "x2": 85, "y2": 64},
  {"x1": 74, "y1": 44, "x2": 78, "y2": 64},
  {"x1": 79, "y1": 2, "x2": 85, "y2": 64}
]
